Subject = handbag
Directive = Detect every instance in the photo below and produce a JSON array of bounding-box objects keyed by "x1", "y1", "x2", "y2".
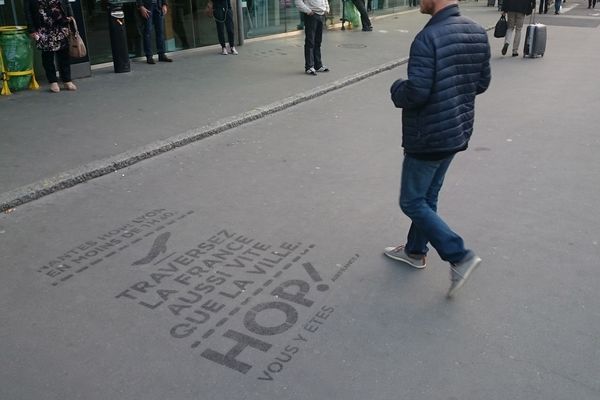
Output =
[
  {"x1": 68, "y1": 19, "x2": 87, "y2": 58},
  {"x1": 494, "y1": 15, "x2": 508, "y2": 38}
]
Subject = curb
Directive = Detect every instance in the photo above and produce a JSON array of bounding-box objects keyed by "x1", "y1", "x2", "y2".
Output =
[{"x1": 0, "y1": 57, "x2": 409, "y2": 213}]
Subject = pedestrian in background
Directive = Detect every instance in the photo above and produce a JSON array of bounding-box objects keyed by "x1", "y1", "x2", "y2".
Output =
[
  {"x1": 589, "y1": 0, "x2": 596, "y2": 8},
  {"x1": 137, "y1": 0, "x2": 173, "y2": 63},
  {"x1": 25, "y1": 0, "x2": 77, "y2": 93},
  {"x1": 386, "y1": 0, "x2": 491, "y2": 297},
  {"x1": 501, "y1": 0, "x2": 535, "y2": 57},
  {"x1": 209, "y1": 0, "x2": 239, "y2": 54},
  {"x1": 554, "y1": 0, "x2": 562, "y2": 14},
  {"x1": 296, "y1": 0, "x2": 330, "y2": 75},
  {"x1": 351, "y1": 0, "x2": 373, "y2": 31},
  {"x1": 538, "y1": 0, "x2": 548, "y2": 13}
]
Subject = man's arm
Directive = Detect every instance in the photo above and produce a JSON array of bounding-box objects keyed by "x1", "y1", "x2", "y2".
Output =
[
  {"x1": 390, "y1": 36, "x2": 435, "y2": 109},
  {"x1": 295, "y1": 0, "x2": 313, "y2": 15},
  {"x1": 477, "y1": 39, "x2": 492, "y2": 95}
]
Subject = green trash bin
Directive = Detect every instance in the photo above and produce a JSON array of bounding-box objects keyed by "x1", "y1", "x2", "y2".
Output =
[{"x1": 0, "y1": 26, "x2": 34, "y2": 92}]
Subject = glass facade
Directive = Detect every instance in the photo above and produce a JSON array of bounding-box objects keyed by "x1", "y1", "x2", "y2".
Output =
[{"x1": 1, "y1": 0, "x2": 411, "y2": 66}]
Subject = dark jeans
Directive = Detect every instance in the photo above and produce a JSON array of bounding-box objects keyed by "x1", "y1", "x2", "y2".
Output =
[
  {"x1": 351, "y1": 0, "x2": 372, "y2": 28},
  {"x1": 142, "y1": 3, "x2": 166, "y2": 57},
  {"x1": 214, "y1": 1, "x2": 235, "y2": 48},
  {"x1": 303, "y1": 13, "x2": 325, "y2": 70},
  {"x1": 538, "y1": 0, "x2": 548, "y2": 13},
  {"x1": 41, "y1": 46, "x2": 71, "y2": 83},
  {"x1": 555, "y1": 0, "x2": 562, "y2": 12},
  {"x1": 399, "y1": 154, "x2": 469, "y2": 264},
  {"x1": 589, "y1": 0, "x2": 597, "y2": 7}
]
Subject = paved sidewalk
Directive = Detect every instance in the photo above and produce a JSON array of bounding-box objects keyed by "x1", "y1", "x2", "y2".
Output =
[{"x1": 0, "y1": 3, "x2": 501, "y2": 211}]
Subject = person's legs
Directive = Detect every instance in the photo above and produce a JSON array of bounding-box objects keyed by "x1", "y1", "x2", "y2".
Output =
[
  {"x1": 502, "y1": 12, "x2": 515, "y2": 55},
  {"x1": 351, "y1": 0, "x2": 372, "y2": 29},
  {"x1": 399, "y1": 155, "x2": 468, "y2": 264},
  {"x1": 213, "y1": 4, "x2": 227, "y2": 48},
  {"x1": 152, "y1": 4, "x2": 166, "y2": 55},
  {"x1": 555, "y1": 0, "x2": 562, "y2": 13},
  {"x1": 55, "y1": 46, "x2": 72, "y2": 83},
  {"x1": 303, "y1": 13, "x2": 317, "y2": 70},
  {"x1": 142, "y1": 7, "x2": 154, "y2": 57},
  {"x1": 41, "y1": 51, "x2": 58, "y2": 83},
  {"x1": 225, "y1": 9, "x2": 235, "y2": 48},
  {"x1": 512, "y1": 13, "x2": 525, "y2": 54},
  {"x1": 313, "y1": 15, "x2": 324, "y2": 70}
]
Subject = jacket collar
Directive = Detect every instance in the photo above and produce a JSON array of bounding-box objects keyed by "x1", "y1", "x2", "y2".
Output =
[{"x1": 425, "y1": 4, "x2": 460, "y2": 27}]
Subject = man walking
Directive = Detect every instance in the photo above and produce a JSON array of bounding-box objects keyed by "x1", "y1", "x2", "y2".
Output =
[
  {"x1": 296, "y1": 0, "x2": 330, "y2": 75},
  {"x1": 386, "y1": 0, "x2": 491, "y2": 297},
  {"x1": 501, "y1": 0, "x2": 536, "y2": 56}
]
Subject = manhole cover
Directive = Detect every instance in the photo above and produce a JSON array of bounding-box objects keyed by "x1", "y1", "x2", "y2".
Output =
[{"x1": 337, "y1": 43, "x2": 368, "y2": 49}]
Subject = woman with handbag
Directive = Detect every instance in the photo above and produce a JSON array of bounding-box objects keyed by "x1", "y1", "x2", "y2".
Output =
[{"x1": 25, "y1": 0, "x2": 77, "y2": 93}]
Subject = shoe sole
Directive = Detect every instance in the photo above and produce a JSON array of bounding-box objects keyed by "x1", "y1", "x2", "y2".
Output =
[
  {"x1": 447, "y1": 257, "x2": 481, "y2": 297},
  {"x1": 383, "y1": 250, "x2": 426, "y2": 269}
]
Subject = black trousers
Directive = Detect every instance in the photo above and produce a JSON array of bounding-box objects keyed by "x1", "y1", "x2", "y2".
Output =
[
  {"x1": 589, "y1": 0, "x2": 596, "y2": 7},
  {"x1": 41, "y1": 46, "x2": 71, "y2": 83},
  {"x1": 214, "y1": 1, "x2": 235, "y2": 48},
  {"x1": 304, "y1": 13, "x2": 324, "y2": 70},
  {"x1": 539, "y1": 0, "x2": 549, "y2": 13},
  {"x1": 351, "y1": 0, "x2": 372, "y2": 29}
]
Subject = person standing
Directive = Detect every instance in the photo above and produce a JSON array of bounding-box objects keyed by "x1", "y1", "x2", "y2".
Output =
[
  {"x1": 501, "y1": 0, "x2": 535, "y2": 57},
  {"x1": 589, "y1": 0, "x2": 596, "y2": 8},
  {"x1": 210, "y1": 0, "x2": 238, "y2": 54},
  {"x1": 554, "y1": 0, "x2": 562, "y2": 14},
  {"x1": 296, "y1": 0, "x2": 330, "y2": 75},
  {"x1": 351, "y1": 0, "x2": 373, "y2": 31},
  {"x1": 137, "y1": 0, "x2": 173, "y2": 64},
  {"x1": 386, "y1": 0, "x2": 491, "y2": 297},
  {"x1": 25, "y1": 0, "x2": 77, "y2": 93},
  {"x1": 538, "y1": 0, "x2": 548, "y2": 13}
]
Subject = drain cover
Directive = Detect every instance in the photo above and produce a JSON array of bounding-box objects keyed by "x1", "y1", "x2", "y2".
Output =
[{"x1": 337, "y1": 43, "x2": 368, "y2": 49}]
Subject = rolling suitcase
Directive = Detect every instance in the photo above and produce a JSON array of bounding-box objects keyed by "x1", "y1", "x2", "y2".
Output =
[{"x1": 523, "y1": 11, "x2": 546, "y2": 58}]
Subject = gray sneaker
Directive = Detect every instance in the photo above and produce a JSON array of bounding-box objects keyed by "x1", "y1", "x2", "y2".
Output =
[
  {"x1": 447, "y1": 254, "x2": 482, "y2": 297},
  {"x1": 383, "y1": 245, "x2": 426, "y2": 269}
]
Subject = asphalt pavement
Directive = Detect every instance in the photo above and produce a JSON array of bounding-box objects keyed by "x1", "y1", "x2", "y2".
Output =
[
  {"x1": 1, "y1": 2, "x2": 599, "y2": 399},
  {"x1": 0, "y1": 4, "x2": 504, "y2": 211}
]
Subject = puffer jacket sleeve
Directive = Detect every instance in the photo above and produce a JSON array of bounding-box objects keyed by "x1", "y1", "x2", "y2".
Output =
[
  {"x1": 477, "y1": 36, "x2": 492, "y2": 95},
  {"x1": 390, "y1": 34, "x2": 435, "y2": 109}
]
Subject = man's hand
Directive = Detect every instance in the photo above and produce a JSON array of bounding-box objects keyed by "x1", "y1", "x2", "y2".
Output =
[
  {"x1": 29, "y1": 32, "x2": 39, "y2": 41},
  {"x1": 139, "y1": 5, "x2": 151, "y2": 19},
  {"x1": 162, "y1": 4, "x2": 168, "y2": 15}
]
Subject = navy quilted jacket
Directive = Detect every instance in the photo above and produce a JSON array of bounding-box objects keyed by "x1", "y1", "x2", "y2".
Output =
[{"x1": 390, "y1": 4, "x2": 491, "y2": 155}]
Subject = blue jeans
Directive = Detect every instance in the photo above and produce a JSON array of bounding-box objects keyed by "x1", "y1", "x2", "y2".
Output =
[
  {"x1": 399, "y1": 155, "x2": 469, "y2": 264},
  {"x1": 143, "y1": 3, "x2": 166, "y2": 57},
  {"x1": 555, "y1": 0, "x2": 562, "y2": 12}
]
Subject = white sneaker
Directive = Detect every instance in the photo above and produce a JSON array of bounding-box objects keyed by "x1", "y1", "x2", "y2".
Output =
[
  {"x1": 305, "y1": 67, "x2": 317, "y2": 75},
  {"x1": 316, "y1": 66, "x2": 330, "y2": 72},
  {"x1": 230, "y1": 47, "x2": 238, "y2": 55},
  {"x1": 221, "y1": 47, "x2": 228, "y2": 55},
  {"x1": 63, "y1": 81, "x2": 77, "y2": 91}
]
